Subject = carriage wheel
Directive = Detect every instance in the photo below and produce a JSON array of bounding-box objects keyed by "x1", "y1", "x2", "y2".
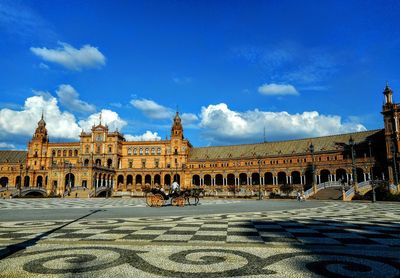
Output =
[
  {"x1": 176, "y1": 196, "x2": 185, "y2": 207},
  {"x1": 153, "y1": 194, "x2": 164, "y2": 207},
  {"x1": 145, "y1": 193, "x2": 153, "y2": 207}
]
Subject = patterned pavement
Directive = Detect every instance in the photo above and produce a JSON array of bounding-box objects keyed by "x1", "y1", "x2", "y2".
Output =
[{"x1": 0, "y1": 201, "x2": 399, "y2": 277}]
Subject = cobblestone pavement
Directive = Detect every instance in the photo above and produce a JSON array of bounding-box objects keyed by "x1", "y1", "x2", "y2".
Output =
[
  {"x1": 0, "y1": 201, "x2": 399, "y2": 277},
  {"x1": 0, "y1": 198, "x2": 241, "y2": 210}
]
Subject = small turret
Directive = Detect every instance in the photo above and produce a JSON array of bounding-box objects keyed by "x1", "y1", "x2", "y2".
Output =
[{"x1": 384, "y1": 83, "x2": 393, "y2": 105}]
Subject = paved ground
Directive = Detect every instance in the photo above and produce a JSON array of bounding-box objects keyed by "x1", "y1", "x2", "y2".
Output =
[{"x1": 0, "y1": 199, "x2": 399, "y2": 277}]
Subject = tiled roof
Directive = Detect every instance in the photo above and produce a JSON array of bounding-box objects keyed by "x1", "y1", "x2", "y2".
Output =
[
  {"x1": 188, "y1": 129, "x2": 383, "y2": 161},
  {"x1": 0, "y1": 151, "x2": 27, "y2": 163}
]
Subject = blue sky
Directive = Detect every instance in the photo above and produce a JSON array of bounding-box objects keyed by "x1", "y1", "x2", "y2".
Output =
[{"x1": 1, "y1": 0, "x2": 400, "y2": 149}]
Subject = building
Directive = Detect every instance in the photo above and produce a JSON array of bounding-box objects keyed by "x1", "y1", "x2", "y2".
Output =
[{"x1": 0, "y1": 85, "x2": 399, "y2": 198}]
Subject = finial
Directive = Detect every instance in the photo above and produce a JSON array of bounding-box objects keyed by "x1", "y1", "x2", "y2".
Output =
[
  {"x1": 99, "y1": 112, "x2": 102, "y2": 125},
  {"x1": 41, "y1": 109, "x2": 44, "y2": 120}
]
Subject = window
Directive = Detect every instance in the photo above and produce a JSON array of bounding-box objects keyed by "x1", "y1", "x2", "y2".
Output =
[
  {"x1": 63, "y1": 150, "x2": 66, "y2": 156},
  {"x1": 155, "y1": 159, "x2": 159, "y2": 168},
  {"x1": 85, "y1": 146, "x2": 89, "y2": 154},
  {"x1": 133, "y1": 148, "x2": 137, "y2": 155},
  {"x1": 145, "y1": 148, "x2": 149, "y2": 155},
  {"x1": 139, "y1": 148, "x2": 143, "y2": 155},
  {"x1": 57, "y1": 150, "x2": 61, "y2": 156},
  {"x1": 69, "y1": 150, "x2": 72, "y2": 156},
  {"x1": 128, "y1": 160, "x2": 133, "y2": 168},
  {"x1": 141, "y1": 159, "x2": 146, "y2": 168},
  {"x1": 52, "y1": 150, "x2": 56, "y2": 157},
  {"x1": 74, "y1": 150, "x2": 78, "y2": 156},
  {"x1": 174, "y1": 148, "x2": 178, "y2": 155},
  {"x1": 151, "y1": 148, "x2": 155, "y2": 155},
  {"x1": 157, "y1": 148, "x2": 161, "y2": 154},
  {"x1": 96, "y1": 145, "x2": 100, "y2": 154},
  {"x1": 128, "y1": 148, "x2": 132, "y2": 155},
  {"x1": 108, "y1": 145, "x2": 112, "y2": 153}
]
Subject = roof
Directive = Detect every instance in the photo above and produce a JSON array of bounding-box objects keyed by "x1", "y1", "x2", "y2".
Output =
[
  {"x1": 0, "y1": 151, "x2": 27, "y2": 163},
  {"x1": 188, "y1": 129, "x2": 383, "y2": 161}
]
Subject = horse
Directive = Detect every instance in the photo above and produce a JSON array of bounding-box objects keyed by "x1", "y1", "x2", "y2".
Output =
[{"x1": 183, "y1": 188, "x2": 205, "y2": 206}]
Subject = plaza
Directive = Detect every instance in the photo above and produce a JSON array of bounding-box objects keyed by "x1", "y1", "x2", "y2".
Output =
[{"x1": 0, "y1": 198, "x2": 399, "y2": 277}]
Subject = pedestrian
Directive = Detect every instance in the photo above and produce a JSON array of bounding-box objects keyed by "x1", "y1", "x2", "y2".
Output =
[{"x1": 296, "y1": 191, "x2": 301, "y2": 201}]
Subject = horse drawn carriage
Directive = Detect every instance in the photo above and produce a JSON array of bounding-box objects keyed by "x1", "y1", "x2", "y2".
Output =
[{"x1": 144, "y1": 183, "x2": 204, "y2": 207}]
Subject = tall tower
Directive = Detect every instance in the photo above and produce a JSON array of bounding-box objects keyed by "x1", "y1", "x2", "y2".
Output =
[
  {"x1": 28, "y1": 113, "x2": 49, "y2": 171},
  {"x1": 381, "y1": 84, "x2": 400, "y2": 185},
  {"x1": 171, "y1": 111, "x2": 183, "y2": 139}
]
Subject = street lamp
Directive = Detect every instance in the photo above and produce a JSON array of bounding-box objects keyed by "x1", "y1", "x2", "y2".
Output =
[
  {"x1": 19, "y1": 162, "x2": 23, "y2": 197},
  {"x1": 349, "y1": 136, "x2": 357, "y2": 185},
  {"x1": 257, "y1": 157, "x2": 262, "y2": 200},
  {"x1": 68, "y1": 162, "x2": 72, "y2": 195},
  {"x1": 391, "y1": 138, "x2": 398, "y2": 187},
  {"x1": 368, "y1": 141, "x2": 376, "y2": 203},
  {"x1": 310, "y1": 143, "x2": 316, "y2": 186}
]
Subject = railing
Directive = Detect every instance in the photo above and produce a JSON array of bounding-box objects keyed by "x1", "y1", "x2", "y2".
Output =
[
  {"x1": 345, "y1": 187, "x2": 354, "y2": 199},
  {"x1": 305, "y1": 181, "x2": 342, "y2": 199}
]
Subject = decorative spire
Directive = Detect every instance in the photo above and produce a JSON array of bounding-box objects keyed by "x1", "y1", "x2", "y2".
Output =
[{"x1": 99, "y1": 112, "x2": 102, "y2": 125}]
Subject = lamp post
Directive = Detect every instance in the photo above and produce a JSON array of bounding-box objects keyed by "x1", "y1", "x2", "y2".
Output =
[
  {"x1": 310, "y1": 143, "x2": 316, "y2": 187},
  {"x1": 19, "y1": 163, "x2": 23, "y2": 197},
  {"x1": 368, "y1": 141, "x2": 376, "y2": 203},
  {"x1": 68, "y1": 162, "x2": 72, "y2": 195},
  {"x1": 391, "y1": 138, "x2": 398, "y2": 187},
  {"x1": 257, "y1": 157, "x2": 262, "y2": 200},
  {"x1": 349, "y1": 136, "x2": 357, "y2": 185}
]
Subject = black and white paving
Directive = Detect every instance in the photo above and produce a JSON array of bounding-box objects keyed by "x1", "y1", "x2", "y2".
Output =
[{"x1": 0, "y1": 199, "x2": 399, "y2": 277}]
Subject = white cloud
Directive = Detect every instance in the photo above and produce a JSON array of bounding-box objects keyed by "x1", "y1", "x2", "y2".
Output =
[
  {"x1": 0, "y1": 142, "x2": 15, "y2": 150},
  {"x1": 79, "y1": 109, "x2": 127, "y2": 132},
  {"x1": 0, "y1": 94, "x2": 81, "y2": 139},
  {"x1": 56, "y1": 84, "x2": 96, "y2": 113},
  {"x1": 30, "y1": 42, "x2": 106, "y2": 71},
  {"x1": 181, "y1": 113, "x2": 198, "y2": 125},
  {"x1": 200, "y1": 103, "x2": 366, "y2": 144},
  {"x1": 258, "y1": 83, "x2": 299, "y2": 96},
  {"x1": 130, "y1": 99, "x2": 174, "y2": 119},
  {"x1": 38, "y1": 62, "x2": 49, "y2": 70},
  {"x1": 125, "y1": 131, "x2": 161, "y2": 141}
]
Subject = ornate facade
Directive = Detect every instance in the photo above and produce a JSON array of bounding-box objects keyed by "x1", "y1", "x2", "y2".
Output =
[{"x1": 1, "y1": 85, "x2": 400, "y2": 197}]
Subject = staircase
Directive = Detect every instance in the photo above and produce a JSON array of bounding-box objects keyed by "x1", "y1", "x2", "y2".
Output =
[{"x1": 310, "y1": 187, "x2": 342, "y2": 200}]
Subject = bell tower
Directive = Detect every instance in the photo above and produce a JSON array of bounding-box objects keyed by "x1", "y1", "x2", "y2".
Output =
[
  {"x1": 171, "y1": 111, "x2": 183, "y2": 139},
  {"x1": 28, "y1": 113, "x2": 49, "y2": 171},
  {"x1": 381, "y1": 84, "x2": 400, "y2": 185}
]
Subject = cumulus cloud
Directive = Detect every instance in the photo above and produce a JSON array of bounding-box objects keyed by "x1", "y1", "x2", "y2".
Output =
[
  {"x1": 78, "y1": 109, "x2": 127, "y2": 132},
  {"x1": 0, "y1": 94, "x2": 81, "y2": 139},
  {"x1": 125, "y1": 131, "x2": 161, "y2": 141},
  {"x1": 30, "y1": 42, "x2": 106, "y2": 71},
  {"x1": 0, "y1": 142, "x2": 16, "y2": 150},
  {"x1": 181, "y1": 113, "x2": 198, "y2": 125},
  {"x1": 258, "y1": 83, "x2": 299, "y2": 96},
  {"x1": 200, "y1": 103, "x2": 366, "y2": 144},
  {"x1": 56, "y1": 84, "x2": 96, "y2": 113},
  {"x1": 130, "y1": 99, "x2": 174, "y2": 120}
]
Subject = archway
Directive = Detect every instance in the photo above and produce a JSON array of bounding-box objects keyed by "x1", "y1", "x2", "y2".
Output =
[
  {"x1": 204, "y1": 174, "x2": 212, "y2": 186},
  {"x1": 173, "y1": 174, "x2": 180, "y2": 184},
  {"x1": 277, "y1": 172, "x2": 286, "y2": 185},
  {"x1": 356, "y1": 168, "x2": 365, "y2": 182},
  {"x1": 291, "y1": 171, "x2": 301, "y2": 184},
  {"x1": 154, "y1": 174, "x2": 161, "y2": 185},
  {"x1": 36, "y1": 175, "x2": 43, "y2": 187},
  {"x1": 107, "y1": 159, "x2": 112, "y2": 168},
  {"x1": 336, "y1": 168, "x2": 347, "y2": 183},
  {"x1": 135, "y1": 175, "x2": 142, "y2": 185},
  {"x1": 304, "y1": 170, "x2": 313, "y2": 186},
  {"x1": 24, "y1": 176, "x2": 30, "y2": 187},
  {"x1": 192, "y1": 175, "x2": 200, "y2": 186},
  {"x1": 252, "y1": 173, "x2": 260, "y2": 185},
  {"x1": 95, "y1": 159, "x2": 101, "y2": 166},
  {"x1": 239, "y1": 173, "x2": 247, "y2": 185},
  {"x1": 145, "y1": 174, "x2": 151, "y2": 185},
  {"x1": 126, "y1": 174, "x2": 133, "y2": 185},
  {"x1": 84, "y1": 159, "x2": 89, "y2": 166},
  {"x1": 15, "y1": 176, "x2": 21, "y2": 187},
  {"x1": 0, "y1": 177, "x2": 8, "y2": 187},
  {"x1": 215, "y1": 174, "x2": 223, "y2": 186},
  {"x1": 320, "y1": 169, "x2": 330, "y2": 183},
  {"x1": 117, "y1": 175, "x2": 124, "y2": 187},
  {"x1": 65, "y1": 173, "x2": 75, "y2": 188},
  {"x1": 227, "y1": 174, "x2": 235, "y2": 186},
  {"x1": 164, "y1": 174, "x2": 171, "y2": 186},
  {"x1": 264, "y1": 172, "x2": 273, "y2": 185}
]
